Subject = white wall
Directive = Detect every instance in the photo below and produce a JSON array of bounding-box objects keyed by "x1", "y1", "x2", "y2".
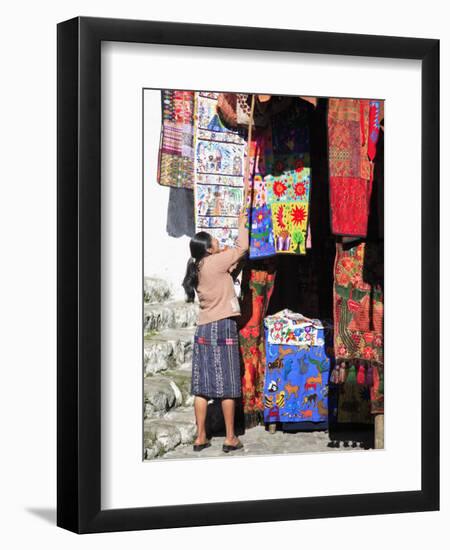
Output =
[
  {"x1": 0, "y1": 0, "x2": 448, "y2": 548},
  {"x1": 143, "y1": 89, "x2": 191, "y2": 300}
]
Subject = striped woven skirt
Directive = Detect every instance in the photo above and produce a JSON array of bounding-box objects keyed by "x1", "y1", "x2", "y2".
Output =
[{"x1": 191, "y1": 318, "x2": 242, "y2": 399}]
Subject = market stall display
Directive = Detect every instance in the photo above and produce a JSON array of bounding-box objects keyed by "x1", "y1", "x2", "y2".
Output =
[
  {"x1": 153, "y1": 90, "x2": 385, "y2": 449},
  {"x1": 262, "y1": 310, "x2": 331, "y2": 428}
]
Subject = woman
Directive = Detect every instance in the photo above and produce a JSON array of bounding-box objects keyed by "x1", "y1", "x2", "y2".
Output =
[{"x1": 182, "y1": 209, "x2": 249, "y2": 453}]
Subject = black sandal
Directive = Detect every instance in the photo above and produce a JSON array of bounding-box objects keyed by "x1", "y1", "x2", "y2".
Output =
[
  {"x1": 193, "y1": 441, "x2": 211, "y2": 452},
  {"x1": 222, "y1": 440, "x2": 244, "y2": 453}
]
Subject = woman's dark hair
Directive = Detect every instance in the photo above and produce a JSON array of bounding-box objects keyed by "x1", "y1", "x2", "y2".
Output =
[{"x1": 182, "y1": 231, "x2": 213, "y2": 302}]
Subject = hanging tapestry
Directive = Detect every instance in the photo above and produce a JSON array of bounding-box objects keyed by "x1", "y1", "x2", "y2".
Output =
[
  {"x1": 216, "y1": 93, "x2": 271, "y2": 130},
  {"x1": 236, "y1": 94, "x2": 271, "y2": 127},
  {"x1": 248, "y1": 127, "x2": 276, "y2": 258},
  {"x1": 157, "y1": 90, "x2": 195, "y2": 189},
  {"x1": 331, "y1": 242, "x2": 384, "y2": 414},
  {"x1": 248, "y1": 99, "x2": 311, "y2": 259},
  {"x1": 262, "y1": 310, "x2": 330, "y2": 425},
  {"x1": 194, "y1": 92, "x2": 246, "y2": 248},
  {"x1": 267, "y1": 100, "x2": 311, "y2": 255},
  {"x1": 328, "y1": 98, "x2": 382, "y2": 237},
  {"x1": 217, "y1": 93, "x2": 238, "y2": 127},
  {"x1": 264, "y1": 308, "x2": 324, "y2": 347},
  {"x1": 238, "y1": 266, "x2": 276, "y2": 425}
]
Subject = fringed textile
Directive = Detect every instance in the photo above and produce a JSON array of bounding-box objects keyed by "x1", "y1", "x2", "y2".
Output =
[
  {"x1": 328, "y1": 99, "x2": 382, "y2": 237},
  {"x1": 332, "y1": 241, "x2": 384, "y2": 414},
  {"x1": 238, "y1": 267, "x2": 276, "y2": 423},
  {"x1": 157, "y1": 90, "x2": 195, "y2": 188}
]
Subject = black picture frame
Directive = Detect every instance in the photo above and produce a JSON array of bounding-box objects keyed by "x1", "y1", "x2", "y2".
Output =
[{"x1": 57, "y1": 16, "x2": 439, "y2": 534}]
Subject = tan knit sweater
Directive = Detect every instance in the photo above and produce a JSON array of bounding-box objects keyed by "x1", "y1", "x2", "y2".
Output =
[{"x1": 196, "y1": 218, "x2": 249, "y2": 326}]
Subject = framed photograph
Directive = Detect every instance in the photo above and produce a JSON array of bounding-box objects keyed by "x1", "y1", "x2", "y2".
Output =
[{"x1": 57, "y1": 17, "x2": 439, "y2": 533}]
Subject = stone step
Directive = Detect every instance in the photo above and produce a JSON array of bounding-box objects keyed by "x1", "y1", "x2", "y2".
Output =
[
  {"x1": 144, "y1": 370, "x2": 193, "y2": 419},
  {"x1": 144, "y1": 276, "x2": 172, "y2": 304},
  {"x1": 144, "y1": 407, "x2": 196, "y2": 460},
  {"x1": 164, "y1": 369, "x2": 194, "y2": 407},
  {"x1": 144, "y1": 327, "x2": 194, "y2": 375},
  {"x1": 144, "y1": 301, "x2": 198, "y2": 334}
]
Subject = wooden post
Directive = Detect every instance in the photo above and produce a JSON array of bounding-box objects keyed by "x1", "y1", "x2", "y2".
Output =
[
  {"x1": 242, "y1": 94, "x2": 256, "y2": 209},
  {"x1": 374, "y1": 414, "x2": 384, "y2": 449}
]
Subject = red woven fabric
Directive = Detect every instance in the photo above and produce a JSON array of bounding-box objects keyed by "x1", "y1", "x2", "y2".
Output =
[
  {"x1": 328, "y1": 98, "x2": 375, "y2": 237},
  {"x1": 238, "y1": 268, "x2": 276, "y2": 419}
]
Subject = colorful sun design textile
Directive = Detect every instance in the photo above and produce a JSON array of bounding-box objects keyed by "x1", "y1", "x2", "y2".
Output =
[
  {"x1": 263, "y1": 319, "x2": 330, "y2": 425},
  {"x1": 248, "y1": 100, "x2": 311, "y2": 258},
  {"x1": 238, "y1": 268, "x2": 276, "y2": 421},
  {"x1": 266, "y1": 102, "x2": 311, "y2": 255},
  {"x1": 264, "y1": 309, "x2": 325, "y2": 347},
  {"x1": 332, "y1": 242, "x2": 384, "y2": 414},
  {"x1": 328, "y1": 98, "x2": 382, "y2": 237},
  {"x1": 194, "y1": 92, "x2": 246, "y2": 248},
  {"x1": 157, "y1": 90, "x2": 195, "y2": 189},
  {"x1": 271, "y1": 202, "x2": 309, "y2": 254}
]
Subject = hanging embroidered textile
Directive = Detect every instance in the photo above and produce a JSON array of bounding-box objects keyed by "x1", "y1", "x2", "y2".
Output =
[
  {"x1": 262, "y1": 310, "x2": 330, "y2": 425},
  {"x1": 331, "y1": 241, "x2": 384, "y2": 414},
  {"x1": 267, "y1": 100, "x2": 311, "y2": 255},
  {"x1": 194, "y1": 92, "x2": 246, "y2": 248},
  {"x1": 217, "y1": 93, "x2": 238, "y2": 127},
  {"x1": 248, "y1": 126, "x2": 276, "y2": 258},
  {"x1": 248, "y1": 99, "x2": 312, "y2": 259},
  {"x1": 264, "y1": 308, "x2": 325, "y2": 347},
  {"x1": 328, "y1": 98, "x2": 382, "y2": 237},
  {"x1": 157, "y1": 90, "x2": 195, "y2": 189},
  {"x1": 216, "y1": 93, "x2": 271, "y2": 130},
  {"x1": 238, "y1": 266, "x2": 276, "y2": 425}
]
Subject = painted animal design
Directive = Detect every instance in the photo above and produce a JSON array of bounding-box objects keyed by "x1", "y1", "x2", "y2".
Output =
[
  {"x1": 268, "y1": 357, "x2": 283, "y2": 370},
  {"x1": 267, "y1": 378, "x2": 280, "y2": 393},
  {"x1": 276, "y1": 391, "x2": 286, "y2": 408},
  {"x1": 304, "y1": 372, "x2": 322, "y2": 391},
  {"x1": 284, "y1": 358, "x2": 294, "y2": 378},
  {"x1": 300, "y1": 409, "x2": 313, "y2": 419},
  {"x1": 297, "y1": 356, "x2": 309, "y2": 375},
  {"x1": 278, "y1": 347, "x2": 296, "y2": 360},
  {"x1": 285, "y1": 381, "x2": 299, "y2": 398},
  {"x1": 264, "y1": 395, "x2": 273, "y2": 408},
  {"x1": 317, "y1": 399, "x2": 328, "y2": 417},
  {"x1": 303, "y1": 393, "x2": 318, "y2": 407}
]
